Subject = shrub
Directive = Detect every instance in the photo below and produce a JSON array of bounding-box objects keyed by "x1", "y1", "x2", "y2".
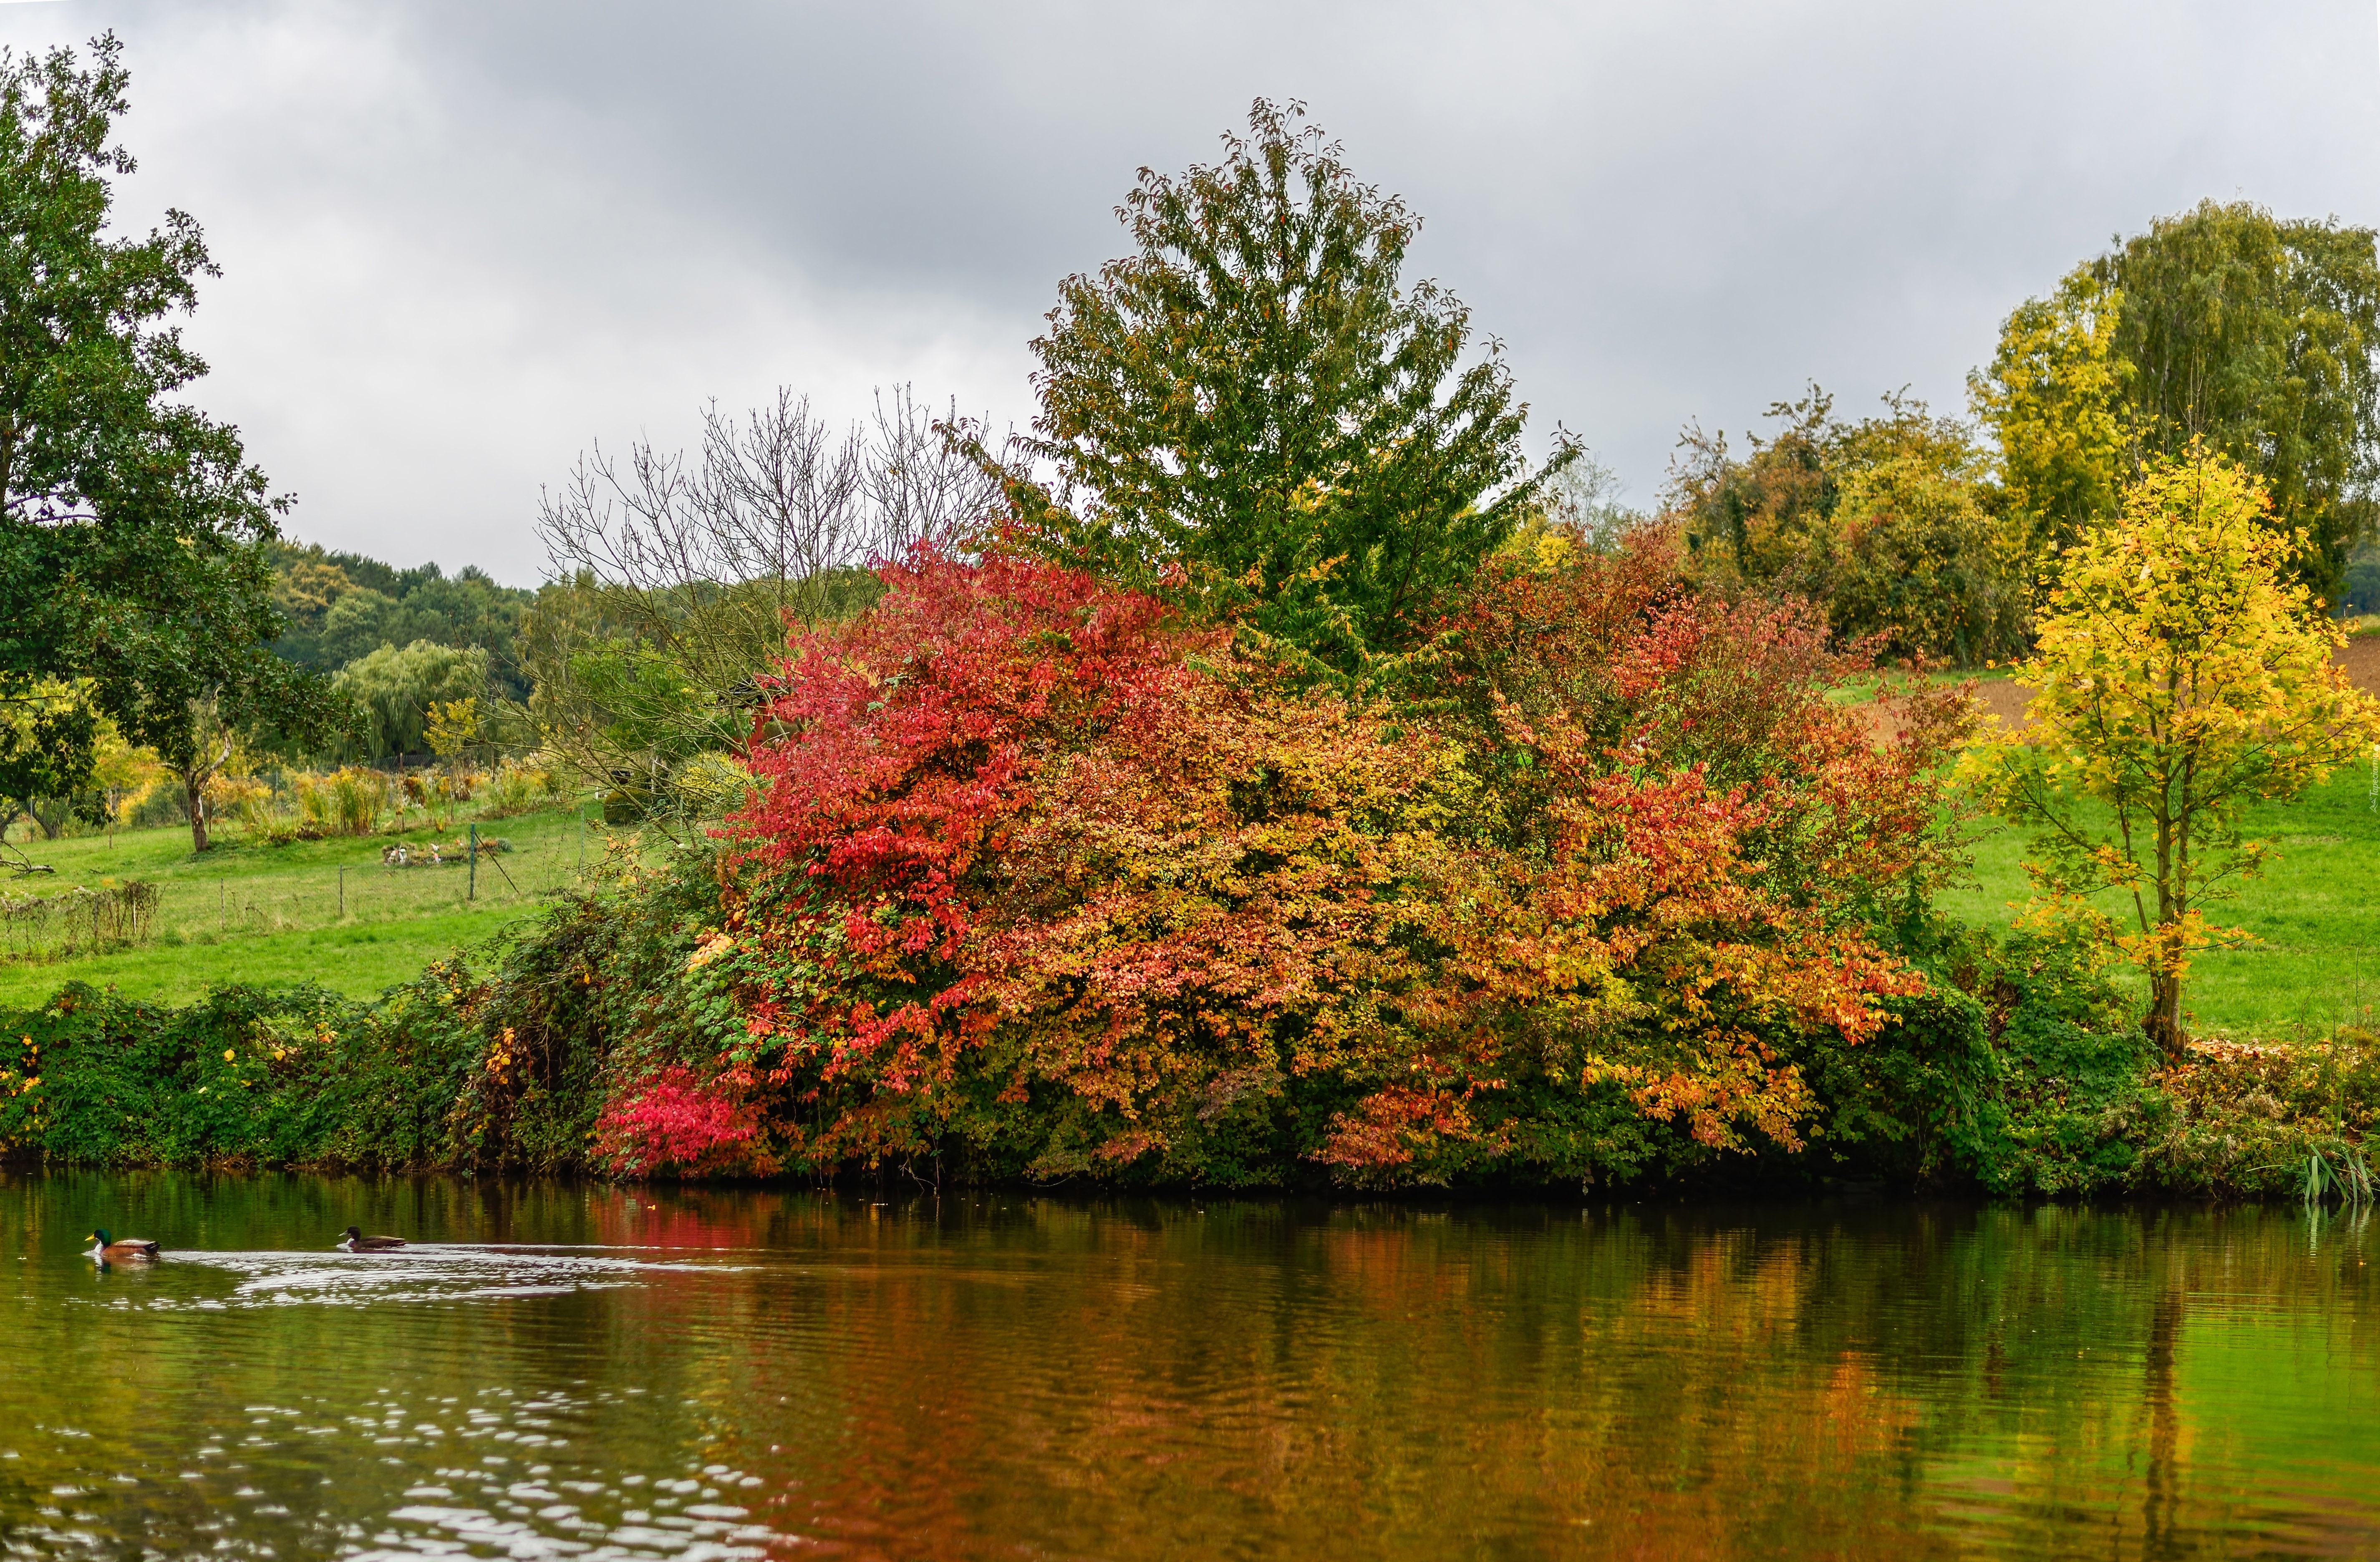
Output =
[
  {"x1": 481, "y1": 756, "x2": 564, "y2": 818},
  {"x1": 2133, "y1": 1029, "x2": 2380, "y2": 1197},
  {"x1": 295, "y1": 766, "x2": 392, "y2": 836},
  {"x1": 677, "y1": 538, "x2": 1971, "y2": 1186},
  {"x1": 0, "y1": 981, "x2": 469, "y2": 1167}
]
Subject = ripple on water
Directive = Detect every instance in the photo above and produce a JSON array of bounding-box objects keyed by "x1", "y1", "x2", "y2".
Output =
[
  {"x1": 1, "y1": 1380, "x2": 804, "y2": 1561},
  {"x1": 77, "y1": 1244, "x2": 757, "y2": 1310}
]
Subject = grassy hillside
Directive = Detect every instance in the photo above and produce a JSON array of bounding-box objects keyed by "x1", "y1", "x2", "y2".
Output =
[
  {"x1": 1943, "y1": 765, "x2": 2380, "y2": 1038},
  {"x1": 0, "y1": 802, "x2": 602, "y2": 1008}
]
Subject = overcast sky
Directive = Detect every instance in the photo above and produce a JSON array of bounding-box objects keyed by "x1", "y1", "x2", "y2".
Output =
[{"x1": 5, "y1": 0, "x2": 2377, "y2": 583}]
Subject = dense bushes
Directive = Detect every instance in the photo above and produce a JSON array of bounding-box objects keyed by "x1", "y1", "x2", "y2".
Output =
[
  {"x1": 6, "y1": 537, "x2": 2373, "y2": 1197},
  {"x1": 1, "y1": 875, "x2": 2369, "y2": 1196},
  {"x1": 0, "y1": 980, "x2": 473, "y2": 1167}
]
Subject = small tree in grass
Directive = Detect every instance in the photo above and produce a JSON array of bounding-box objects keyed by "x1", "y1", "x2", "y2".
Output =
[{"x1": 1969, "y1": 446, "x2": 2380, "y2": 1059}]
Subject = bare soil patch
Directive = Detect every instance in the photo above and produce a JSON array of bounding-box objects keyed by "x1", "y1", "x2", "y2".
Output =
[{"x1": 1861, "y1": 639, "x2": 2380, "y2": 736}]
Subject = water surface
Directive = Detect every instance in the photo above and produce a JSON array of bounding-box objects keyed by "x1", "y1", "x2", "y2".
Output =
[{"x1": 1, "y1": 1172, "x2": 2375, "y2": 1558}]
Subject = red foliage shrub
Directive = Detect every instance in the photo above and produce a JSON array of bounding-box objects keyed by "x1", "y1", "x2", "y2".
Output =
[
  {"x1": 1412, "y1": 532, "x2": 1975, "y2": 1154},
  {"x1": 591, "y1": 1063, "x2": 771, "y2": 1179},
  {"x1": 708, "y1": 533, "x2": 1968, "y2": 1182}
]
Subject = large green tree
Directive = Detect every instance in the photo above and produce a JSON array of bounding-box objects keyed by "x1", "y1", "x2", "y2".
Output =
[
  {"x1": 0, "y1": 35, "x2": 338, "y2": 849},
  {"x1": 1976, "y1": 200, "x2": 2380, "y2": 596},
  {"x1": 1020, "y1": 99, "x2": 1567, "y2": 675}
]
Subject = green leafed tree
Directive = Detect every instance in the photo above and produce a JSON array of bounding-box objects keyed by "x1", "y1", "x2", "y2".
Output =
[
  {"x1": 1975, "y1": 201, "x2": 2380, "y2": 597},
  {"x1": 0, "y1": 34, "x2": 342, "y2": 849},
  {"x1": 1665, "y1": 388, "x2": 2027, "y2": 665},
  {"x1": 1018, "y1": 98, "x2": 1568, "y2": 676},
  {"x1": 333, "y1": 640, "x2": 489, "y2": 761}
]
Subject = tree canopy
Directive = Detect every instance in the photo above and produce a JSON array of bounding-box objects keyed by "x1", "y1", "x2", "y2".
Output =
[
  {"x1": 268, "y1": 541, "x2": 535, "y2": 701},
  {"x1": 1966, "y1": 447, "x2": 2380, "y2": 1058},
  {"x1": 0, "y1": 34, "x2": 338, "y2": 836},
  {"x1": 1020, "y1": 98, "x2": 1565, "y2": 675},
  {"x1": 1976, "y1": 201, "x2": 2380, "y2": 597},
  {"x1": 1665, "y1": 389, "x2": 2026, "y2": 665}
]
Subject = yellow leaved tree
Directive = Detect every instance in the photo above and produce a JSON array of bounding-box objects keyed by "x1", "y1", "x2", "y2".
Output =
[{"x1": 1967, "y1": 446, "x2": 2380, "y2": 1059}]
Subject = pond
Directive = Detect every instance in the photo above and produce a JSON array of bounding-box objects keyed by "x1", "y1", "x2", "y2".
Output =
[{"x1": 1, "y1": 1174, "x2": 2376, "y2": 1559}]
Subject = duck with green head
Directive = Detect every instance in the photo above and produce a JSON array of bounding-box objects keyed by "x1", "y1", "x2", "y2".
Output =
[
  {"x1": 86, "y1": 1229, "x2": 159, "y2": 1261},
  {"x1": 337, "y1": 1225, "x2": 406, "y2": 1253}
]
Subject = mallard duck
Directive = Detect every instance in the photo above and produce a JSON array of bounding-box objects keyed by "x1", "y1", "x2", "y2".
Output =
[
  {"x1": 86, "y1": 1229, "x2": 159, "y2": 1261},
  {"x1": 337, "y1": 1225, "x2": 407, "y2": 1253}
]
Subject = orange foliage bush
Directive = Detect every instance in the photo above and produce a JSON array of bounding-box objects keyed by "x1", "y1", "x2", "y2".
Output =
[{"x1": 639, "y1": 534, "x2": 1972, "y2": 1187}]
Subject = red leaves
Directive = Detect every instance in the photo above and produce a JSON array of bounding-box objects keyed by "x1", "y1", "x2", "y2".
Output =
[
  {"x1": 591, "y1": 1065, "x2": 771, "y2": 1179},
  {"x1": 711, "y1": 534, "x2": 1956, "y2": 1180}
]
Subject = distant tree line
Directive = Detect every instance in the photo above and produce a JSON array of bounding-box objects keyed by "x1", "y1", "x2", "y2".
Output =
[{"x1": 1670, "y1": 199, "x2": 2380, "y2": 666}]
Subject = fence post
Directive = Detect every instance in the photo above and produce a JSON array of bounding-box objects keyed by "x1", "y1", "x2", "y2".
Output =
[
  {"x1": 339, "y1": 865, "x2": 345, "y2": 919},
  {"x1": 468, "y1": 824, "x2": 478, "y2": 903}
]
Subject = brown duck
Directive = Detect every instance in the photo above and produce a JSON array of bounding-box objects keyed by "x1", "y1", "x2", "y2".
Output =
[
  {"x1": 337, "y1": 1225, "x2": 407, "y2": 1253},
  {"x1": 85, "y1": 1228, "x2": 159, "y2": 1261}
]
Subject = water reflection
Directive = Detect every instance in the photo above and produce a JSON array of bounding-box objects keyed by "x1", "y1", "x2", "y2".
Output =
[{"x1": 1, "y1": 1174, "x2": 2377, "y2": 1559}]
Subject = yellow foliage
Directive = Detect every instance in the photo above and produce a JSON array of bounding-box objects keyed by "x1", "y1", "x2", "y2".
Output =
[
  {"x1": 1969, "y1": 267, "x2": 2130, "y2": 555},
  {"x1": 1965, "y1": 446, "x2": 2380, "y2": 1054},
  {"x1": 425, "y1": 698, "x2": 480, "y2": 761}
]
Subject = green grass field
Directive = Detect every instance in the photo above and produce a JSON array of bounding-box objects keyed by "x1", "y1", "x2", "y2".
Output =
[
  {"x1": 0, "y1": 802, "x2": 605, "y2": 1009},
  {"x1": 1941, "y1": 764, "x2": 2380, "y2": 1038},
  {"x1": 6, "y1": 748, "x2": 2376, "y2": 1038}
]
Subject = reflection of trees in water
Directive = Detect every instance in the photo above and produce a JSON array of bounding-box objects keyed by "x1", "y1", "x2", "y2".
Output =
[
  {"x1": 2143, "y1": 1279, "x2": 2186, "y2": 1562},
  {"x1": 4, "y1": 1177, "x2": 2374, "y2": 1558}
]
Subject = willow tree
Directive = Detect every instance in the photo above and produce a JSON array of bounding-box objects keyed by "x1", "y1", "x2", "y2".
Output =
[
  {"x1": 1967, "y1": 448, "x2": 2380, "y2": 1058},
  {"x1": 1975, "y1": 201, "x2": 2380, "y2": 596},
  {"x1": 1021, "y1": 99, "x2": 1568, "y2": 676}
]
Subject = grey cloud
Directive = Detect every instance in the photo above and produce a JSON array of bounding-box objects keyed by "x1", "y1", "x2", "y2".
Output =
[{"x1": 3, "y1": 0, "x2": 2374, "y2": 581}]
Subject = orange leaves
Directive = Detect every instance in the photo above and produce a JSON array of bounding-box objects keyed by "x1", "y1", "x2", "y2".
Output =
[
  {"x1": 1427, "y1": 534, "x2": 1954, "y2": 1156},
  {"x1": 713, "y1": 536, "x2": 1955, "y2": 1182},
  {"x1": 1316, "y1": 1083, "x2": 1491, "y2": 1172}
]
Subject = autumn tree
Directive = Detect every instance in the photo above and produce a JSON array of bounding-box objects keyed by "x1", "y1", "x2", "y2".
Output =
[
  {"x1": 0, "y1": 35, "x2": 340, "y2": 848},
  {"x1": 1665, "y1": 389, "x2": 2025, "y2": 664},
  {"x1": 1974, "y1": 201, "x2": 2380, "y2": 593},
  {"x1": 1019, "y1": 98, "x2": 1567, "y2": 676},
  {"x1": 580, "y1": 534, "x2": 1964, "y2": 1185},
  {"x1": 1967, "y1": 448, "x2": 2380, "y2": 1059},
  {"x1": 1969, "y1": 270, "x2": 2128, "y2": 556}
]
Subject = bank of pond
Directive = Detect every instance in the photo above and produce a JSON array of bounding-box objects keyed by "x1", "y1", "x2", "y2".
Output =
[{"x1": 2, "y1": 906, "x2": 2372, "y2": 1201}]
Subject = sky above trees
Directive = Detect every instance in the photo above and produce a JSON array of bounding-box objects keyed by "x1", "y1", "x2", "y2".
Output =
[{"x1": 0, "y1": 0, "x2": 2372, "y2": 583}]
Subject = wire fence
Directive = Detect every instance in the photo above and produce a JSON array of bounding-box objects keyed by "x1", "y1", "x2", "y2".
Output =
[{"x1": 1, "y1": 822, "x2": 596, "y2": 964}]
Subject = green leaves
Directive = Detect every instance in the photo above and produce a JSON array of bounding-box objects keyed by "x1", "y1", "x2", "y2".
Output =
[
  {"x1": 1020, "y1": 98, "x2": 1566, "y2": 675},
  {"x1": 1976, "y1": 201, "x2": 2380, "y2": 598},
  {"x1": 0, "y1": 34, "x2": 338, "y2": 825}
]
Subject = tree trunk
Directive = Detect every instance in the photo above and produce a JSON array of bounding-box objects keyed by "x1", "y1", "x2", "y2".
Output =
[
  {"x1": 2144, "y1": 970, "x2": 2184, "y2": 1062},
  {"x1": 182, "y1": 771, "x2": 211, "y2": 853}
]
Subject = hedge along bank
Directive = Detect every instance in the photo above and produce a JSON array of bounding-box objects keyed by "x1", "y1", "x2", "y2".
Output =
[
  {"x1": 0, "y1": 878, "x2": 2370, "y2": 1197},
  {"x1": 6, "y1": 542, "x2": 2376, "y2": 1196}
]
